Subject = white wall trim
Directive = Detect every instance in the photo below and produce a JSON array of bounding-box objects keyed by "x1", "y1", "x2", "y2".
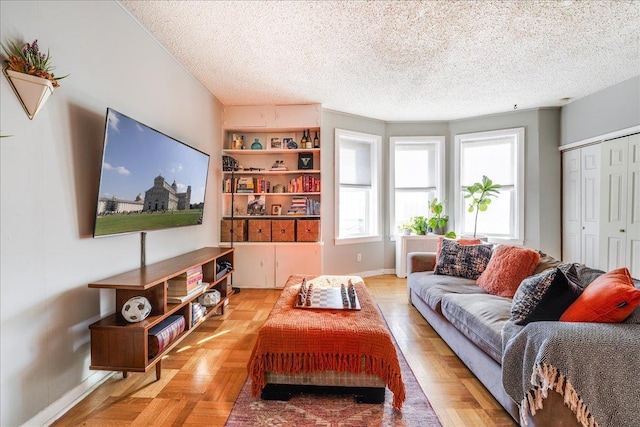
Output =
[
  {"x1": 349, "y1": 268, "x2": 387, "y2": 277},
  {"x1": 559, "y1": 125, "x2": 640, "y2": 151},
  {"x1": 26, "y1": 371, "x2": 114, "y2": 427}
]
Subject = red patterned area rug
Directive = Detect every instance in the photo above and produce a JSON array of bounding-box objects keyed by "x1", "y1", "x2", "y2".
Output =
[{"x1": 225, "y1": 314, "x2": 442, "y2": 426}]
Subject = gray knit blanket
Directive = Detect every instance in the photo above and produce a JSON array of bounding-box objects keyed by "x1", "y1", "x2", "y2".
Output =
[{"x1": 502, "y1": 320, "x2": 640, "y2": 427}]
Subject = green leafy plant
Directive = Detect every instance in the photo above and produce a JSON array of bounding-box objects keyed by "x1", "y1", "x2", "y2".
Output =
[
  {"x1": 444, "y1": 231, "x2": 457, "y2": 239},
  {"x1": 464, "y1": 175, "x2": 501, "y2": 238},
  {"x1": 426, "y1": 198, "x2": 448, "y2": 234},
  {"x1": 1, "y1": 39, "x2": 68, "y2": 87},
  {"x1": 398, "y1": 220, "x2": 413, "y2": 234},
  {"x1": 409, "y1": 216, "x2": 428, "y2": 235}
]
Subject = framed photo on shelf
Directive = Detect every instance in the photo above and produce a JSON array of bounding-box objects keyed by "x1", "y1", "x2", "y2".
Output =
[
  {"x1": 270, "y1": 138, "x2": 283, "y2": 149},
  {"x1": 283, "y1": 138, "x2": 298, "y2": 149},
  {"x1": 247, "y1": 195, "x2": 266, "y2": 215},
  {"x1": 271, "y1": 204, "x2": 282, "y2": 216}
]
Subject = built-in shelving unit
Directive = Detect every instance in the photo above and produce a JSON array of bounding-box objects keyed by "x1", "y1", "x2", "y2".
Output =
[{"x1": 220, "y1": 104, "x2": 322, "y2": 288}]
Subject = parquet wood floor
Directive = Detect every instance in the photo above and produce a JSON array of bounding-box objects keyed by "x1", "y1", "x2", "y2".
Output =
[{"x1": 52, "y1": 275, "x2": 517, "y2": 427}]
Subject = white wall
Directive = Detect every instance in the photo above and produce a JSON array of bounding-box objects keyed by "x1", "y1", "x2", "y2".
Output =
[{"x1": 0, "y1": 2, "x2": 222, "y2": 425}]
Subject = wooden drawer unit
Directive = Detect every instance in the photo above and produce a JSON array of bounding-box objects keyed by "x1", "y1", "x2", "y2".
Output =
[
  {"x1": 220, "y1": 219, "x2": 247, "y2": 242},
  {"x1": 271, "y1": 219, "x2": 296, "y2": 242},
  {"x1": 248, "y1": 219, "x2": 272, "y2": 242},
  {"x1": 296, "y1": 219, "x2": 320, "y2": 242}
]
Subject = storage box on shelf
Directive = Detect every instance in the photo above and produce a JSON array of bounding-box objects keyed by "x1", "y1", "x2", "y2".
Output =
[{"x1": 88, "y1": 247, "x2": 234, "y2": 380}]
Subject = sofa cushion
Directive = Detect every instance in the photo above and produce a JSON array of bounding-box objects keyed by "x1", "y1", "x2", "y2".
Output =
[
  {"x1": 440, "y1": 293, "x2": 512, "y2": 363},
  {"x1": 434, "y1": 239, "x2": 493, "y2": 280},
  {"x1": 435, "y1": 237, "x2": 482, "y2": 259},
  {"x1": 476, "y1": 245, "x2": 540, "y2": 298},
  {"x1": 532, "y1": 251, "x2": 562, "y2": 276},
  {"x1": 408, "y1": 271, "x2": 485, "y2": 312},
  {"x1": 560, "y1": 267, "x2": 640, "y2": 323},
  {"x1": 624, "y1": 277, "x2": 640, "y2": 324},
  {"x1": 511, "y1": 264, "x2": 583, "y2": 325}
]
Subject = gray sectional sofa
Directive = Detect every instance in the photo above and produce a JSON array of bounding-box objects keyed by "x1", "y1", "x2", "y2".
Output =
[{"x1": 406, "y1": 251, "x2": 640, "y2": 427}]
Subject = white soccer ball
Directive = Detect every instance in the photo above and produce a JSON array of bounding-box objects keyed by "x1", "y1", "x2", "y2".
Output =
[{"x1": 121, "y1": 296, "x2": 152, "y2": 323}]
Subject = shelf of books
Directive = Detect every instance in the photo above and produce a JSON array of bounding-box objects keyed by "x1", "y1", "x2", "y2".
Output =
[
  {"x1": 220, "y1": 127, "x2": 322, "y2": 244},
  {"x1": 88, "y1": 247, "x2": 234, "y2": 380}
]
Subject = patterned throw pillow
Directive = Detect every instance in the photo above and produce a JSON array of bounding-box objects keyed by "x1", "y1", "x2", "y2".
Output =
[
  {"x1": 511, "y1": 264, "x2": 583, "y2": 325},
  {"x1": 476, "y1": 245, "x2": 541, "y2": 298},
  {"x1": 434, "y1": 239, "x2": 492, "y2": 280}
]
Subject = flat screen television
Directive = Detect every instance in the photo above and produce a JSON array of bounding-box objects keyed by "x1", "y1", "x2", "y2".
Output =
[{"x1": 93, "y1": 108, "x2": 210, "y2": 237}]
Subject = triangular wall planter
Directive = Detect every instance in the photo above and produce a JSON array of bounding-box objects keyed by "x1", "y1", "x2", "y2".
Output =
[{"x1": 3, "y1": 68, "x2": 55, "y2": 120}]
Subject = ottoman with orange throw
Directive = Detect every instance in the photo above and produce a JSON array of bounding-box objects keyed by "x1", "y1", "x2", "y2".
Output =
[{"x1": 247, "y1": 275, "x2": 406, "y2": 409}]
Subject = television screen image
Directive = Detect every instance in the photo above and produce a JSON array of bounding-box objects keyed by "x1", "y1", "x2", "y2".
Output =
[{"x1": 93, "y1": 108, "x2": 210, "y2": 237}]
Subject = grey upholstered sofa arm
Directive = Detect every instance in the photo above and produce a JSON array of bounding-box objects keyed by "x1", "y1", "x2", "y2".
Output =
[{"x1": 407, "y1": 252, "x2": 437, "y2": 275}]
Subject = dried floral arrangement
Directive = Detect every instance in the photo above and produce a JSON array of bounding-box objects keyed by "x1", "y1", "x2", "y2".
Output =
[{"x1": 2, "y1": 39, "x2": 68, "y2": 87}]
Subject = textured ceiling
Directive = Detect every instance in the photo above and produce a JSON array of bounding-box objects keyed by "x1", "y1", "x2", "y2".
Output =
[{"x1": 120, "y1": 0, "x2": 640, "y2": 121}]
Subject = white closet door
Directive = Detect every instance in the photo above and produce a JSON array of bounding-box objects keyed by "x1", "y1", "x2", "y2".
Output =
[
  {"x1": 581, "y1": 145, "x2": 600, "y2": 268},
  {"x1": 562, "y1": 149, "x2": 582, "y2": 263},
  {"x1": 600, "y1": 137, "x2": 629, "y2": 272},
  {"x1": 626, "y1": 134, "x2": 640, "y2": 278}
]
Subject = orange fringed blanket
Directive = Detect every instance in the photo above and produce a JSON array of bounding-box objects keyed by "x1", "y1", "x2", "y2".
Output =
[{"x1": 247, "y1": 274, "x2": 406, "y2": 409}]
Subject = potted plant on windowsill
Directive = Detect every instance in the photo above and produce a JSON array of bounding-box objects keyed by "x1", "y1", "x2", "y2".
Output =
[
  {"x1": 409, "y1": 216, "x2": 428, "y2": 235},
  {"x1": 427, "y1": 198, "x2": 448, "y2": 235},
  {"x1": 464, "y1": 175, "x2": 501, "y2": 239},
  {"x1": 2, "y1": 39, "x2": 68, "y2": 119}
]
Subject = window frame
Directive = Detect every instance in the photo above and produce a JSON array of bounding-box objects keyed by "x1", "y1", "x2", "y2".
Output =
[
  {"x1": 454, "y1": 127, "x2": 525, "y2": 245},
  {"x1": 389, "y1": 136, "x2": 445, "y2": 240},
  {"x1": 334, "y1": 128, "x2": 382, "y2": 245}
]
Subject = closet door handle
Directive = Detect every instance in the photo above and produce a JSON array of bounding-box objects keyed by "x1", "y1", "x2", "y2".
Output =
[{"x1": 619, "y1": 229, "x2": 625, "y2": 232}]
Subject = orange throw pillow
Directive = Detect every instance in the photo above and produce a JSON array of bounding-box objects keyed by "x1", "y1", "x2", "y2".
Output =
[
  {"x1": 476, "y1": 245, "x2": 540, "y2": 298},
  {"x1": 560, "y1": 267, "x2": 640, "y2": 323},
  {"x1": 436, "y1": 237, "x2": 482, "y2": 259}
]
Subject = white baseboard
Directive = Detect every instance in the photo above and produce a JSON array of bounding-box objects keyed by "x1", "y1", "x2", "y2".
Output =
[
  {"x1": 24, "y1": 371, "x2": 115, "y2": 427},
  {"x1": 349, "y1": 268, "x2": 386, "y2": 278}
]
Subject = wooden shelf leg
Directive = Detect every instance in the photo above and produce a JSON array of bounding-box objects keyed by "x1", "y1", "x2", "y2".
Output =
[
  {"x1": 122, "y1": 371, "x2": 128, "y2": 379},
  {"x1": 155, "y1": 360, "x2": 162, "y2": 380}
]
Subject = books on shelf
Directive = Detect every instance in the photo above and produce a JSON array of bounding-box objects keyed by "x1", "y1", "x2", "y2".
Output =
[
  {"x1": 167, "y1": 282, "x2": 209, "y2": 304},
  {"x1": 191, "y1": 301, "x2": 208, "y2": 326},
  {"x1": 287, "y1": 174, "x2": 320, "y2": 193},
  {"x1": 287, "y1": 196, "x2": 320, "y2": 215},
  {"x1": 236, "y1": 177, "x2": 254, "y2": 193},
  {"x1": 167, "y1": 270, "x2": 203, "y2": 296},
  {"x1": 148, "y1": 315, "x2": 186, "y2": 358}
]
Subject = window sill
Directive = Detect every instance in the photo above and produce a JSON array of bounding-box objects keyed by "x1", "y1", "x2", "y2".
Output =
[{"x1": 335, "y1": 235, "x2": 382, "y2": 245}]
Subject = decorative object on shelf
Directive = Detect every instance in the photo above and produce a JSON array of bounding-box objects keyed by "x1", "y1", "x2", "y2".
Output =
[
  {"x1": 272, "y1": 183, "x2": 286, "y2": 193},
  {"x1": 313, "y1": 131, "x2": 320, "y2": 148},
  {"x1": 464, "y1": 175, "x2": 501, "y2": 238},
  {"x1": 2, "y1": 38, "x2": 68, "y2": 120},
  {"x1": 271, "y1": 204, "x2": 282, "y2": 215},
  {"x1": 298, "y1": 152, "x2": 314, "y2": 170},
  {"x1": 232, "y1": 134, "x2": 245, "y2": 149},
  {"x1": 251, "y1": 138, "x2": 263, "y2": 149},
  {"x1": 283, "y1": 138, "x2": 298, "y2": 149},
  {"x1": 270, "y1": 137, "x2": 283, "y2": 149},
  {"x1": 121, "y1": 296, "x2": 152, "y2": 323},
  {"x1": 199, "y1": 289, "x2": 221, "y2": 307},
  {"x1": 223, "y1": 155, "x2": 239, "y2": 171},
  {"x1": 270, "y1": 160, "x2": 288, "y2": 171}
]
